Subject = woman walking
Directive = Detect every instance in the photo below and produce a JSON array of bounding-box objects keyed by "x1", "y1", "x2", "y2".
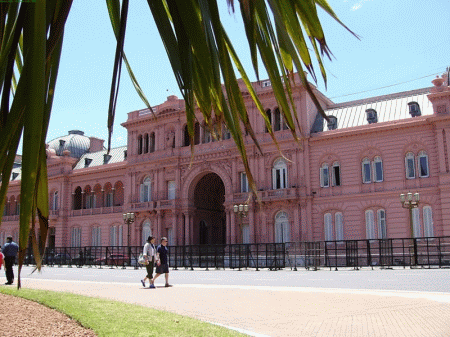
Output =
[{"x1": 141, "y1": 236, "x2": 157, "y2": 288}]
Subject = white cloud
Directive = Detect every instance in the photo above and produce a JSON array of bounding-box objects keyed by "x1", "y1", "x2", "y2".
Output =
[{"x1": 351, "y1": 0, "x2": 372, "y2": 11}]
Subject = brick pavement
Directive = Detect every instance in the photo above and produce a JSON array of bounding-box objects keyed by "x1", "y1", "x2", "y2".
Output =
[{"x1": 17, "y1": 278, "x2": 450, "y2": 337}]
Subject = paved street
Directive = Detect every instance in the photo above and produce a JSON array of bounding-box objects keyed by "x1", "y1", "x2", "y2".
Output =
[
  {"x1": 15, "y1": 265, "x2": 450, "y2": 293},
  {"x1": 3, "y1": 266, "x2": 450, "y2": 336}
]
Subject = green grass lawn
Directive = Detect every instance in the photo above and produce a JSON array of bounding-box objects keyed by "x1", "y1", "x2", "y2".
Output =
[{"x1": 0, "y1": 287, "x2": 244, "y2": 337}]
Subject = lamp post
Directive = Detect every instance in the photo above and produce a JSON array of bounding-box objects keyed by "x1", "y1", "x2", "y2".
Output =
[
  {"x1": 233, "y1": 204, "x2": 249, "y2": 243},
  {"x1": 122, "y1": 212, "x2": 135, "y2": 265},
  {"x1": 400, "y1": 192, "x2": 419, "y2": 266},
  {"x1": 400, "y1": 192, "x2": 420, "y2": 237}
]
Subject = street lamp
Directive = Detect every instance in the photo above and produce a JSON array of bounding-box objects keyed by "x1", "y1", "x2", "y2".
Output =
[
  {"x1": 122, "y1": 212, "x2": 135, "y2": 265},
  {"x1": 400, "y1": 192, "x2": 420, "y2": 237},
  {"x1": 233, "y1": 204, "x2": 249, "y2": 243},
  {"x1": 400, "y1": 192, "x2": 419, "y2": 266}
]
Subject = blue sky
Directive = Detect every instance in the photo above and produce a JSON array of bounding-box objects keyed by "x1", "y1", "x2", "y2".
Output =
[{"x1": 45, "y1": 0, "x2": 450, "y2": 150}]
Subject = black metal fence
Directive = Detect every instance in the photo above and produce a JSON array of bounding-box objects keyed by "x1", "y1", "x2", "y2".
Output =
[{"x1": 23, "y1": 236, "x2": 450, "y2": 270}]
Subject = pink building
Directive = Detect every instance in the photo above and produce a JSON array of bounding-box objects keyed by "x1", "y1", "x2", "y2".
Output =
[{"x1": 1, "y1": 73, "x2": 450, "y2": 250}]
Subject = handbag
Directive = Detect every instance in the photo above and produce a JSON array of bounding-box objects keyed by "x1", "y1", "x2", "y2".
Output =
[{"x1": 138, "y1": 254, "x2": 148, "y2": 265}]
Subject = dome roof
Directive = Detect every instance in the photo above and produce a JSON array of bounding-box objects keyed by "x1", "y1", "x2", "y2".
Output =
[{"x1": 47, "y1": 130, "x2": 91, "y2": 158}]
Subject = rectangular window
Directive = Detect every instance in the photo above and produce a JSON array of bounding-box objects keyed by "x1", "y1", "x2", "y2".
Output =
[
  {"x1": 365, "y1": 210, "x2": 375, "y2": 240},
  {"x1": 377, "y1": 209, "x2": 387, "y2": 239},
  {"x1": 363, "y1": 162, "x2": 371, "y2": 183},
  {"x1": 242, "y1": 224, "x2": 250, "y2": 244},
  {"x1": 419, "y1": 156, "x2": 429, "y2": 177},
  {"x1": 406, "y1": 158, "x2": 415, "y2": 179},
  {"x1": 321, "y1": 166, "x2": 330, "y2": 187},
  {"x1": 71, "y1": 228, "x2": 81, "y2": 247},
  {"x1": 324, "y1": 213, "x2": 333, "y2": 241},
  {"x1": 110, "y1": 226, "x2": 117, "y2": 246},
  {"x1": 106, "y1": 193, "x2": 113, "y2": 207},
  {"x1": 423, "y1": 206, "x2": 434, "y2": 237},
  {"x1": 332, "y1": 165, "x2": 341, "y2": 186},
  {"x1": 374, "y1": 161, "x2": 383, "y2": 182},
  {"x1": 92, "y1": 227, "x2": 101, "y2": 246},
  {"x1": 167, "y1": 180, "x2": 176, "y2": 200},
  {"x1": 240, "y1": 172, "x2": 249, "y2": 193}
]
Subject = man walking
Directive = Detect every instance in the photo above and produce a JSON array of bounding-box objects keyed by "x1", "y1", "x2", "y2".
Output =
[
  {"x1": 152, "y1": 237, "x2": 170, "y2": 287},
  {"x1": 2, "y1": 236, "x2": 19, "y2": 285}
]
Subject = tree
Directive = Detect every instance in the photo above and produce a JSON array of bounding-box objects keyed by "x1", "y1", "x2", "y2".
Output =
[{"x1": 0, "y1": 0, "x2": 354, "y2": 287}]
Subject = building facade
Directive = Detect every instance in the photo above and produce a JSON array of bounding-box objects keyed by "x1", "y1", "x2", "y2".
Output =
[{"x1": 1, "y1": 73, "x2": 450, "y2": 249}]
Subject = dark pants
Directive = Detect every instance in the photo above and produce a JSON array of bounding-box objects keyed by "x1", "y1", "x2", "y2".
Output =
[
  {"x1": 146, "y1": 261, "x2": 154, "y2": 279},
  {"x1": 4, "y1": 256, "x2": 15, "y2": 284}
]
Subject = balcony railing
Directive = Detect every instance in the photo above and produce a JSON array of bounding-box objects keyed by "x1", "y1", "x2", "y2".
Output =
[
  {"x1": 1, "y1": 215, "x2": 19, "y2": 221},
  {"x1": 70, "y1": 206, "x2": 124, "y2": 217}
]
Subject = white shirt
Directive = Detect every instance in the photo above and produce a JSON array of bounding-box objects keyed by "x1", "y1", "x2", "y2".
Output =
[{"x1": 143, "y1": 243, "x2": 157, "y2": 259}]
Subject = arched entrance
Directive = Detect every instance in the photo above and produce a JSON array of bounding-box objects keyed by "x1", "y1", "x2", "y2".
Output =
[{"x1": 193, "y1": 173, "x2": 226, "y2": 245}]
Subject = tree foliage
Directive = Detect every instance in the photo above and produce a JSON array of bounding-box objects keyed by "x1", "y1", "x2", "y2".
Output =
[{"x1": 0, "y1": 0, "x2": 353, "y2": 287}]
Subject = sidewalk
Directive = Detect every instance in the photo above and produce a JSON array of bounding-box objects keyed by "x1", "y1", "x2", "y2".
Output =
[{"x1": 18, "y1": 277, "x2": 450, "y2": 337}]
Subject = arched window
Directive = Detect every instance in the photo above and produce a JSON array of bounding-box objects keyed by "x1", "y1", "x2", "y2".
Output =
[
  {"x1": 194, "y1": 122, "x2": 200, "y2": 145},
  {"x1": 53, "y1": 191, "x2": 59, "y2": 210},
  {"x1": 149, "y1": 132, "x2": 155, "y2": 153},
  {"x1": 142, "y1": 221, "x2": 152, "y2": 245},
  {"x1": 418, "y1": 151, "x2": 429, "y2": 178},
  {"x1": 265, "y1": 109, "x2": 272, "y2": 133},
  {"x1": 223, "y1": 125, "x2": 231, "y2": 140},
  {"x1": 140, "y1": 176, "x2": 152, "y2": 202},
  {"x1": 71, "y1": 227, "x2": 81, "y2": 247},
  {"x1": 143, "y1": 133, "x2": 149, "y2": 153},
  {"x1": 203, "y1": 123, "x2": 211, "y2": 143},
  {"x1": 320, "y1": 163, "x2": 329, "y2": 188},
  {"x1": 84, "y1": 186, "x2": 93, "y2": 209},
  {"x1": 137, "y1": 135, "x2": 143, "y2": 155},
  {"x1": 73, "y1": 187, "x2": 82, "y2": 210},
  {"x1": 411, "y1": 207, "x2": 421, "y2": 237},
  {"x1": 275, "y1": 211, "x2": 290, "y2": 243},
  {"x1": 408, "y1": 102, "x2": 421, "y2": 117},
  {"x1": 332, "y1": 162, "x2": 341, "y2": 186},
  {"x1": 423, "y1": 206, "x2": 434, "y2": 237},
  {"x1": 324, "y1": 213, "x2": 333, "y2": 241},
  {"x1": 405, "y1": 152, "x2": 415, "y2": 179},
  {"x1": 184, "y1": 125, "x2": 190, "y2": 146},
  {"x1": 104, "y1": 183, "x2": 113, "y2": 207},
  {"x1": 362, "y1": 157, "x2": 371, "y2": 183},
  {"x1": 272, "y1": 158, "x2": 287, "y2": 189},
  {"x1": 92, "y1": 226, "x2": 102, "y2": 246},
  {"x1": 240, "y1": 172, "x2": 249, "y2": 193},
  {"x1": 365, "y1": 210, "x2": 375, "y2": 240},
  {"x1": 274, "y1": 108, "x2": 281, "y2": 131},
  {"x1": 335, "y1": 212, "x2": 344, "y2": 241},
  {"x1": 373, "y1": 156, "x2": 383, "y2": 182},
  {"x1": 327, "y1": 116, "x2": 338, "y2": 130},
  {"x1": 377, "y1": 209, "x2": 387, "y2": 239},
  {"x1": 366, "y1": 109, "x2": 377, "y2": 124}
]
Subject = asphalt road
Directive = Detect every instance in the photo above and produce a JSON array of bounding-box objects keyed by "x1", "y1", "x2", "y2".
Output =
[{"x1": 14, "y1": 265, "x2": 450, "y2": 293}]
